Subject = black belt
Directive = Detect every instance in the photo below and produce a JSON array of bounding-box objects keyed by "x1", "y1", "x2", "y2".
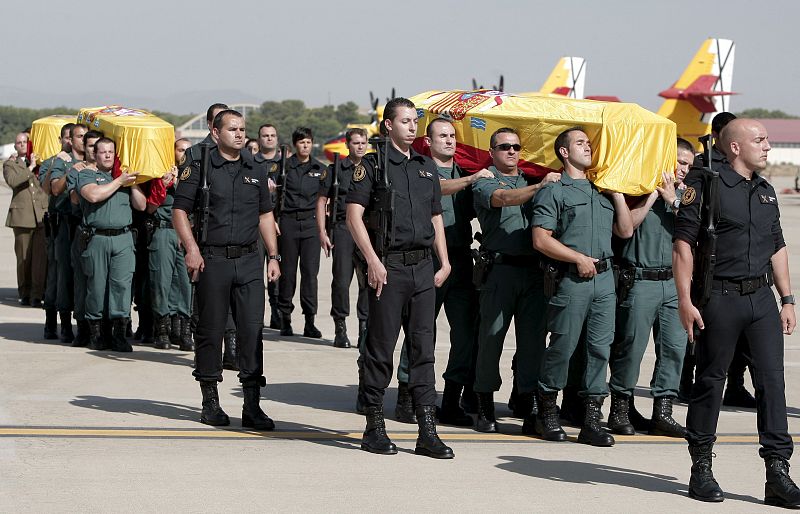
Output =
[
  {"x1": 712, "y1": 274, "x2": 772, "y2": 295},
  {"x1": 203, "y1": 242, "x2": 258, "y2": 259},
  {"x1": 286, "y1": 210, "x2": 315, "y2": 221},
  {"x1": 94, "y1": 227, "x2": 130, "y2": 236},
  {"x1": 494, "y1": 253, "x2": 539, "y2": 267},
  {"x1": 382, "y1": 248, "x2": 431, "y2": 266},
  {"x1": 565, "y1": 257, "x2": 612, "y2": 275},
  {"x1": 635, "y1": 267, "x2": 673, "y2": 281},
  {"x1": 155, "y1": 220, "x2": 173, "y2": 229}
]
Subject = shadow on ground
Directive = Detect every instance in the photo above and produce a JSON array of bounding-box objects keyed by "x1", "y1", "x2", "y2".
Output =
[{"x1": 496, "y1": 455, "x2": 762, "y2": 505}]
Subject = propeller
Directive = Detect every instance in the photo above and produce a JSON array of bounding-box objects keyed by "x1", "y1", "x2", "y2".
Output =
[{"x1": 471, "y1": 78, "x2": 478, "y2": 90}]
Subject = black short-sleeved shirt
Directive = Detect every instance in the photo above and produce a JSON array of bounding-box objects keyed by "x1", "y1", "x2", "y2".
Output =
[
  {"x1": 173, "y1": 148, "x2": 272, "y2": 246},
  {"x1": 674, "y1": 163, "x2": 785, "y2": 280},
  {"x1": 282, "y1": 155, "x2": 326, "y2": 213},
  {"x1": 347, "y1": 145, "x2": 443, "y2": 251},
  {"x1": 319, "y1": 157, "x2": 359, "y2": 223}
]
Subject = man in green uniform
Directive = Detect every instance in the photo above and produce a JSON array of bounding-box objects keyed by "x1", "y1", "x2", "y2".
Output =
[
  {"x1": 77, "y1": 138, "x2": 146, "y2": 351},
  {"x1": 147, "y1": 140, "x2": 193, "y2": 351},
  {"x1": 40, "y1": 123, "x2": 74, "y2": 339},
  {"x1": 49, "y1": 124, "x2": 89, "y2": 344},
  {"x1": 606, "y1": 138, "x2": 692, "y2": 438},
  {"x1": 471, "y1": 127, "x2": 560, "y2": 433},
  {"x1": 532, "y1": 127, "x2": 633, "y2": 447},
  {"x1": 65, "y1": 130, "x2": 103, "y2": 347}
]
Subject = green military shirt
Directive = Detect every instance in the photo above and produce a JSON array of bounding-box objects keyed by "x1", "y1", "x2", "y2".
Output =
[
  {"x1": 65, "y1": 167, "x2": 86, "y2": 218},
  {"x1": 621, "y1": 195, "x2": 676, "y2": 268},
  {"x1": 472, "y1": 166, "x2": 534, "y2": 256},
  {"x1": 532, "y1": 172, "x2": 615, "y2": 259},
  {"x1": 77, "y1": 170, "x2": 132, "y2": 229},
  {"x1": 39, "y1": 156, "x2": 59, "y2": 211},
  {"x1": 49, "y1": 151, "x2": 80, "y2": 215},
  {"x1": 438, "y1": 164, "x2": 474, "y2": 249},
  {"x1": 154, "y1": 186, "x2": 175, "y2": 223}
]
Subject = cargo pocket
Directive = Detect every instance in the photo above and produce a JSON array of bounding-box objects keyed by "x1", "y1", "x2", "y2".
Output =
[
  {"x1": 616, "y1": 295, "x2": 636, "y2": 339},
  {"x1": 546, "y1": 294, "x2": 571, "y2": 335}
]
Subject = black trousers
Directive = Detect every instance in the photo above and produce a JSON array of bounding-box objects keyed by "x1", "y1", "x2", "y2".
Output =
[
  {"x1": 277, "y1": 215, "x2": 320, "y2": 317},
  {"x1": 686, "y1": 285, "x2": 793, "y2": 459},
  {"x1": 193, "y1": 250, "x2": 265, "y2": 385},
  {"x1": 362, "y1": 256, "x2": 437, "y2": 407},
  {"x1": 329, "y1": 221, "x2": 368, "y2": 321}
]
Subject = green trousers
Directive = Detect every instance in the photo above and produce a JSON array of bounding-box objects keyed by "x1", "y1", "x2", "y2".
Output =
[
  {"x1": 44, "y1": 230, "x2": 57, "y2": 310},
  {"x1": 55, "y1": 220, "x2": 73, "y2": 311},
  {"x1": 608, "y1": 278, "x2": 687, "y2": 398},
  {"x1": 474, "y1": 263, "x2": 547, "y2": 394},
  {"x1": 538, "y1": 270, "x2": 616, "y2": 397},
  {"x1": 81, "y1": 232, "x2": 135, "y2": 320},
  {"x1": 70, "y1": 234, "x2": 87, "y2": 321},
  {"x1": 148, "y1": 228, "x2": 191, "y2": 317}
]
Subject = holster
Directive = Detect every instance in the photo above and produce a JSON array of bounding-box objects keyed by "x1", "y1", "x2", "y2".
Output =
[
  {"x1": 145, "y1": 218, "x2": 156, "y2": 246},
  {"x1": 541, "y1": 261, "x2": 564, "y2": 298},
  {"x1": 615, "y1": 266, "x2": 636, "y2": 305},
  {"x1": 471, "y1": 249, "x2": 494, "y2": 290},
  {"x1": 78, "y1": 226, "x2": 94, "y2": 253}
]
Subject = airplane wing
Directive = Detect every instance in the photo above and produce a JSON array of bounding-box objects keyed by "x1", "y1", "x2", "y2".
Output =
[{"x1": 539, "y1": 57, "x2": 586, "y2": 99}]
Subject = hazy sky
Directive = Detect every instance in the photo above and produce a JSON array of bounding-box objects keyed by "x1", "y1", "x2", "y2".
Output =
[{"x1": 2, "y1": 0, "x2": 798, "y2": 115}]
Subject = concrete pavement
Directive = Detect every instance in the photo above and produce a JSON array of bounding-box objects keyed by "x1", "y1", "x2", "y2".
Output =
[{"x1": 2, "y1": 178, "x2": 800, "y2": 512}]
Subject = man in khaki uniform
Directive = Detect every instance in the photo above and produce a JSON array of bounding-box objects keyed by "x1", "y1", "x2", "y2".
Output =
[{"x1": 4, "y1": 132, "x2": 47, "y2": 306}]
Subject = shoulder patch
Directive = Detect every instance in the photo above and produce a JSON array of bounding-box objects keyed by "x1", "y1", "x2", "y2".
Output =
[
  {"x1": 320, "y1": 169, "x2": 327, "y2": 181},
  {"x1": 353, "y1": 164, "x2": 366, "y2": 182},
  {"x1": 271, "y1": 163, "x2": 278, "y2": 173},
  {"x1": 180, "y1": 167, "x2": 192, "y2": 181},
  {"x1": 681, "y1": 186, "x2": 696, "y2": 205}
]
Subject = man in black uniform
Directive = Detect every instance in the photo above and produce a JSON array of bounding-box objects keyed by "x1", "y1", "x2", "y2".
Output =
[
  {"x1": 173, "y1": 109, "x2": 281, "y2": 430},
  {"x1": 253, "y1": 123, "x2": 283, "y2": 329},
  {"x1": 675, "y1": 118, "x2": 800, "y2": 505},
  {"x1": 317, "y1": 127, "x2": 369, "y2": 348},
  {"x1": 276, "y1": 127, "x2": 326, "y2": 338},
  {"x1": 346, "y1": 98, "x2": 453, "y2": 459}
]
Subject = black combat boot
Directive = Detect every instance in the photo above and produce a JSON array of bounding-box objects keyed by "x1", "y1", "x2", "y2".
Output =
[
  {"x1": 577, "y1": 397, "x2": 615, "y2": 447},
  {"x1": 222, "y1": 330, "x2": 238, "y2": 371},
  {"x1": 88, "y1": 320, "x2": 106, "y2": 351},
  {"x1": 607, "y1": 392, "x2": 635, "y2": 435},
  {"x1": 178, "y1": 315, "x2": 194, "y2": 351},
  {"x1": 508, "y1": 379, "x2": 522, "y2": 418},
  {"x1": 44, "y1": 308, "x2": 58, "y2": 339},
  {"x1": 765, "y1": 456, "x2": 800, "y2": 507},
  {"x1": 649, "y1": 396, "x2": 686, "y2": 438},
  {"x1": 438, "y1": 380, "x2": 473, "y2": 427},
  {"x1": 560, "y1": 386, "x2": 583, "y2": 427},
  {"x1": 303, "y1": 314, "x2": 322, "y2": 338},
  {"x1": 475, "y1": 392, "x2": 497, "y2": 433},
  {"x1": 415, "y1": 405, "x2": 455, "y2": 459},
  {"x1": 199, "y1": 381, "x2": 230, "y2": 426},
  {"x1": 111, "y1": 318, "x2": 133, "y2": 352},
  {"x1": 241, "y1": 383, "x2": 275, "y2": 431},
  {"x1": 169, "y1": 315, "x2": 182, "y2": 347},
  {"x1": 269, "y1": 306, "x2": 280, "y2": 329},
  {"x1": 154, "y1": 315, "x2": 171, "y2": 350},
  {"x1": 629, "y1": 395, "x2": 651, "y2": 432},
  {"x1": 357, "y1": 319, "x2": 367, "y2": 348},
  {"x1": 361, "y1": 405, "x2": 397, "y2": 455},
  {"x1": 688, "y1": 443, "x2": 724, "y2": 502},
  {"x1": 460, "y1": 382, "x2": 477, "y2": 414},
  {"x1": 532, "y1": 391, "x2": 567, "y2": 441},
  {"x1": 395, "y1": 382, "x2": 416, "y2": 423},
  {"x1": 125, "y1": 319, "x2": 134, "y2": 338},
  {"x1": 72, "y1": 320, "x2": 90, "y2": 347},
  {"x1": 59, "y1": 310, "x2": 74, "y2": 344},
  {"x1": 518, "y1": 392, "x2": 540, "y2": 435},
  {"x1": 722, "y1": 375, "x2": 757, "y2": 409},
  {"x1": 333, "y1": 319, "x2": 351, "y2": 348},
  {"x1": 280, "y1": 314, "x2": 293, "y2": 337}
]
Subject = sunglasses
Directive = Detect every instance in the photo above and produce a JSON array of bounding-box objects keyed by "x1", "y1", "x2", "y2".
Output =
[{"x1": 493, "y1": 143, "x2": 521, "y2": 152}]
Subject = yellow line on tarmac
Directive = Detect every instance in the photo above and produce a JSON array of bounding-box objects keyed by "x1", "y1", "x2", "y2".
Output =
[{"x1": 0, "y1": 427, "x2": 766, "y2": 444}]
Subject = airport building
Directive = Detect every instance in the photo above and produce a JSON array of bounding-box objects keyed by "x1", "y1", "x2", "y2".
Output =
[
  {"x1": 175, "y1": 103, "x2": 260, "y2": 144},
  {"x1": 757, "y1": 119, "x2": 800, "y2": 165}
]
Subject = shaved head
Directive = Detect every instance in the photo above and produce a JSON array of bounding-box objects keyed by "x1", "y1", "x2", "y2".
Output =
[{"x1": 720, "y1": 119, "x2": 771, "y2": 174}]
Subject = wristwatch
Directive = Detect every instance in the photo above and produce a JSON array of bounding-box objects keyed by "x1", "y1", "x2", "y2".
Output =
[
  {"x1": 268, "y1": 254, "x2": 281, "y2": 262},
  {"x1": 672, "y1": 198, "x2": 681, "y2": 210},
  {"x1": 781, "y1": 294, "x2": 795, "y2": 306}
]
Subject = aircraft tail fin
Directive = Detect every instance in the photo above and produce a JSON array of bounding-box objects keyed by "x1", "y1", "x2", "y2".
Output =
[{"x1": 540, "y1": 57, "x2": 586, "y2": 99}]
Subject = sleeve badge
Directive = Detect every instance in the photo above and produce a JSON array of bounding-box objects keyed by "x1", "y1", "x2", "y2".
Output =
[{"x1": 681, "y1": 186, "x2": 696, "y2": 205}]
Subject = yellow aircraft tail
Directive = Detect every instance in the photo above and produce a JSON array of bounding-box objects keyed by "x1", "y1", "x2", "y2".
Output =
[
  {"x1": 540, "y1": 56, "x2": 586, "y2": 99},
  {"x1": 656, "y1": 38, "x2": 736, "y2": 147}
]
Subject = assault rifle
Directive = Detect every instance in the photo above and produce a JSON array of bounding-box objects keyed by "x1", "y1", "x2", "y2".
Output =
[
  {"x1": 326, "y1": 152, "x2": 341, "y2": 245},
  {"x1": 690, "y1": 134, "x2": 720, "y2": 347},
  {"x1": 193, "y1": 143, "x2": 212, "y2": 246},
  {"x1": 274, "y1": 144, "x2": 289, "y2": 221},
  {"x1": 366, "y1": 137, "x2": 394, "y2": 262}
]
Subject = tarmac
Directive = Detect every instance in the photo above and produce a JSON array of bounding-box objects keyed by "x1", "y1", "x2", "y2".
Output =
[{"x1": 2, "y1": 176, "x2": 800, "y2": 512}]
